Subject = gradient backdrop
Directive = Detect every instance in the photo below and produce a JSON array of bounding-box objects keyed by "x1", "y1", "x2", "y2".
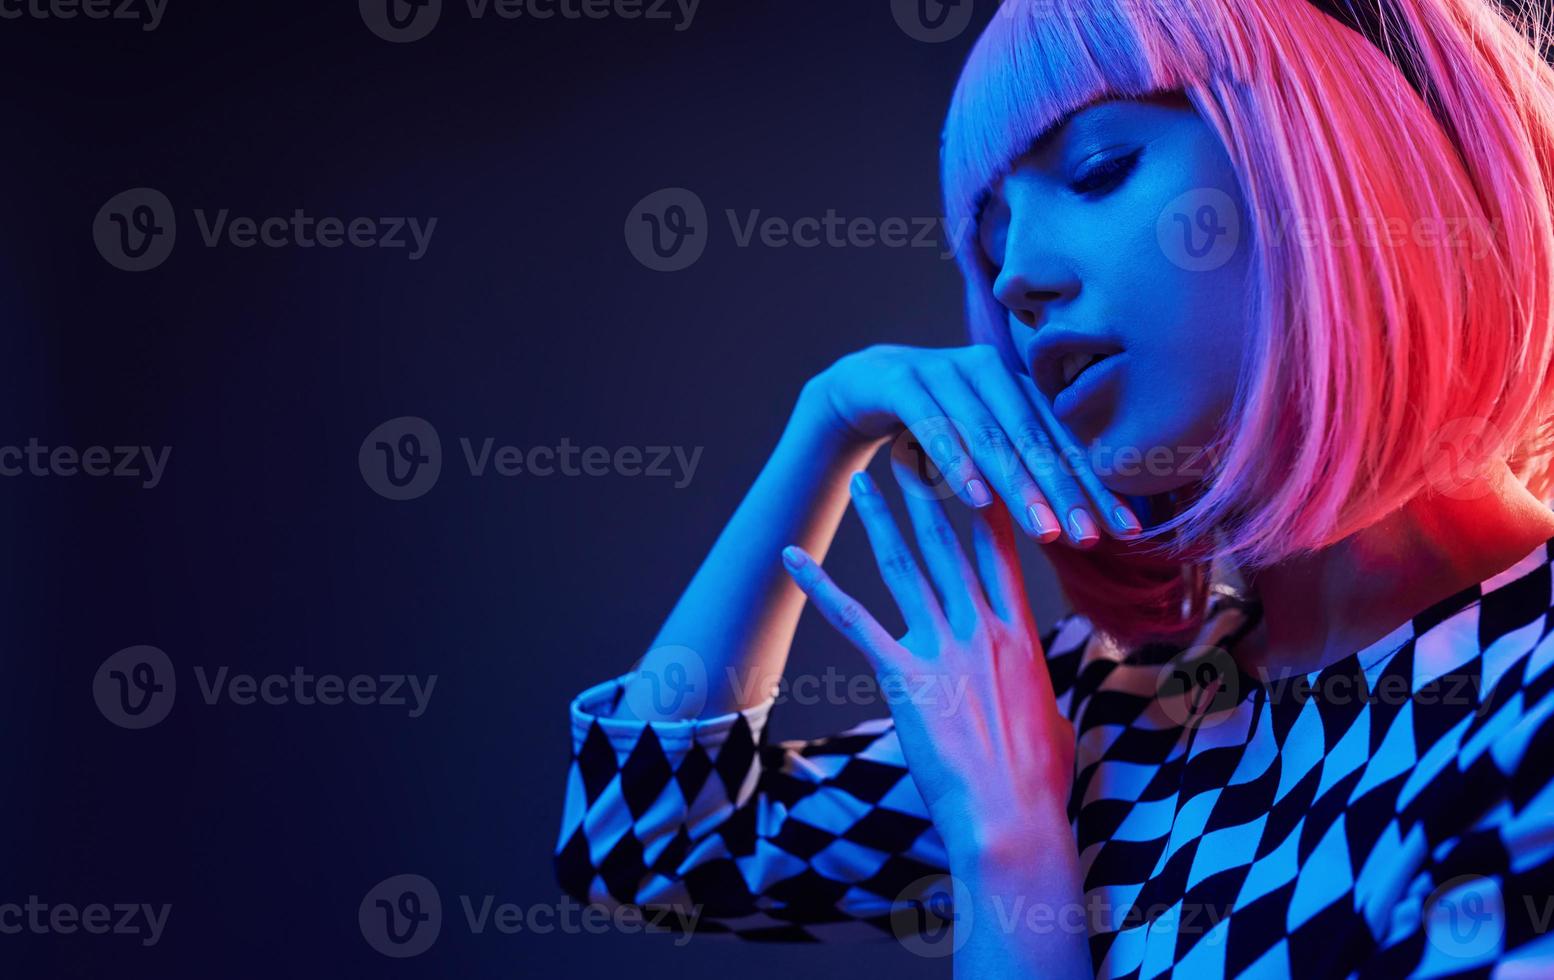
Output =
[{"x1": 7, "y1": 1, "x2": 1089, "y2": 976}]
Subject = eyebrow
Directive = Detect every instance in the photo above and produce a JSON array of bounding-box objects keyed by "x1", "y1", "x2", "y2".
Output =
[
  {"x1": 1020, "y1": 98, "x2": 1099, "y2": 161},
  {"x1": 971, "y1": 98, "x2": 1102, "y2": 226},
  {"x1": 974, "y1": 89, "x2": 1174, "y2": 224}
]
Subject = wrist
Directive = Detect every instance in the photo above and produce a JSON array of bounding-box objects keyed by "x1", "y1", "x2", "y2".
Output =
[
  {"x1": 943, "y1": 802, "x2": 1075, "y2": 878},
  {"x1": 788, "y1": 376, "x2": 884, "y2": 462}
]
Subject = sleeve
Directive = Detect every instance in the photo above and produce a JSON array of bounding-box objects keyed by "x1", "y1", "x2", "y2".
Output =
[
  {"x1": 552, "y1": 612, "x2": 1095, "y2": 943},
  {"x1": 1354, "y1": 655, "x2": 1554, "y2": 978}
]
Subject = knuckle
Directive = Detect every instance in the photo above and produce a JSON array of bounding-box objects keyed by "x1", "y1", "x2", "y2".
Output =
[
  {"x1": 836, "y1": 600, "x2": 867, "y2": 633},
  {"x1": 881, "y1": 548, "x2": 918, "y2": 579},
  {"x1": 882, "y1": 361, "x2": 917, "y2": 390},
  {"x1": 1014, "y1": 422, "x2": 1052, "y2": 458},
  {"x1": 928, "y1": 518, "x2": 959, "y2": 549},
  {"x1": 915, "y1": 361, "x2": 958, "y2": 392},
  {"x1": 934, "y1": 445, "x2": 969, "y2": 475},
  {"x1": 964, "y1": 343, "x2": 1002, "y2": 368},
  {"x1": 970, "y1": 423, "x2": 1008, "y2": 454},
  {"x1": 1018, "y1": 432, "x2": 1061, "y2": 474}
]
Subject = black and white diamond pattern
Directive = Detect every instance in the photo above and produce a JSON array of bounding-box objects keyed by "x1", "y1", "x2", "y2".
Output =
[{"x1": 555, "y1": 538, "x2": 1554, "y2": 976}]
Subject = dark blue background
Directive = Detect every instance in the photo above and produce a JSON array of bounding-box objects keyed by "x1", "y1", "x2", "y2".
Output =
[{"x1": 3, "y1": 2, "x2": 1074, "y2": 976}]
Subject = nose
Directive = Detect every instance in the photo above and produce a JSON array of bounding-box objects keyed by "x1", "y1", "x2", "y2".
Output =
[{"x1": 991, "y1": 255, "x2": 1080, "y2": 330}]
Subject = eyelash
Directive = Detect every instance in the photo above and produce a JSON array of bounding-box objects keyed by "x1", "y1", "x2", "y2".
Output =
[
  {"x1": 1069, "y1": 148, "x2": 1143, "y2": 197},
  {"x1": 973, "y1": 147, "x2": 1143, "y2": 264}
]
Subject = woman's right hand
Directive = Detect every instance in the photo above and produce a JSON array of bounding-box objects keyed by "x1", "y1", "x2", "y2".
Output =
[{"x1": 800, "y1": 342, "x2": 1142, "y2": 548}]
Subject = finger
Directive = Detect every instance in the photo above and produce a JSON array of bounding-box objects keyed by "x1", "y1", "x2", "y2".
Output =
[
  {"x1": 946, "y1": 347, "x2": 1065, "y2": 543},
  {"x1": 886, "y1": 379, "x2": 993, "y2": 510},
  {"x1": 848, "y1": 470, "x2": 950, "y2": 637},
  {"x1": 967, "y1": 497, "x2": 1036, "y2": 633},
  {"x1": 888, "y1": 443, "x2": 987, "y2": 632},
  {"x1": 1014, "y1": 371, "x2": 1143, "y2": 547},
  {"x1": 920, "y1": 353, "x2": 1062, "y2": 543},
  {"x1": 780, "y1": 544, "x2": 901, "y2": 669}
]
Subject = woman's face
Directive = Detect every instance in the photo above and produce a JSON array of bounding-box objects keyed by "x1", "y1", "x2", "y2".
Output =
[{"x1": 977, "y1": 91, "x2": 1254, "y2": 497}]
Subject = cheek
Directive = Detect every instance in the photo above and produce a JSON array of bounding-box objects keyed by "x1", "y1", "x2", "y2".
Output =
[{"x1": 1082, "y1": 189, "x2": 1252, "y2": 486}]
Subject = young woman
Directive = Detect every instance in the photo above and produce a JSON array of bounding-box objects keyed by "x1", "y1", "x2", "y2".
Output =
[{"x1": 555, "y1": 0, "x2": 1554, "y2": 975}]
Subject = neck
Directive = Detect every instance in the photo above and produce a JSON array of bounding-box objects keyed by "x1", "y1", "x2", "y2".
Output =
[{"x1": 1231, "y1": 461, "x2": 1554, "y2": 682}]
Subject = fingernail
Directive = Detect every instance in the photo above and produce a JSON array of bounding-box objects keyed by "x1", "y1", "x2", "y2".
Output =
[
  {"x1": 1112, "y1": 504, "x2": 1142, "y2": 536},
  {"x1": 965, "y1": 478, "x2": 992, "y2": 507},
  {"x1": 1067, "y1": 507, "x2": 1100, "y2": 546},
  {"x1": 850, "y1": 471, "x2": 873, "y2": 497},
  {"x1": 1025, "y1": 501, "x2": 1060, "y2": 540},
  {"x1": 782, "y1": 545, "x2": 806, "y2": 570}
]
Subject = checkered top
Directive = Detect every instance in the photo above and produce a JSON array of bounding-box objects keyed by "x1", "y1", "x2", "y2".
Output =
[{"x1": 554, "y1": 536, "x2": 1554, "y2": 976}]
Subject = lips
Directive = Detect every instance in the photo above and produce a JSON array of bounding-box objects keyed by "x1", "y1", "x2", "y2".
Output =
[
  {"x1": 1029, "y1": 330, "x2": 1125, "y2": 402},
  {"x1": 1059, "y1": 350, "x2": 1110, "y2": 388}
]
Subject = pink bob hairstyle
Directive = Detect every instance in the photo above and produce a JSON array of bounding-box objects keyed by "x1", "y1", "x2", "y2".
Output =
[{"x1": 940, "y1": 0, "x2": 1554, "y2": 647}]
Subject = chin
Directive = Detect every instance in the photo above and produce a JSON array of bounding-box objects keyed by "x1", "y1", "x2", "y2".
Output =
[{"x1": 1070, "y1": 412, "x2": 1209, "y2": 498}]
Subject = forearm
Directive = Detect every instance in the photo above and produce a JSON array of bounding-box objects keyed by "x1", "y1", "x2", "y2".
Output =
[
  {"x1": 618, "y1": 381, "x2": 887, "y2": 719},
  {"x1": 949, "y1": 807, "x2": 1093, "y2": 980}
]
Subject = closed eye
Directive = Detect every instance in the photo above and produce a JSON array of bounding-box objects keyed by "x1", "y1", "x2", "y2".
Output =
[{"x1": 1070, "y1": 147, "x2": 1144, "y2": 198}]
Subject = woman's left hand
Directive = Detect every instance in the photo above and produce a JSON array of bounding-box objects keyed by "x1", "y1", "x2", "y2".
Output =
[{"x1": 779, "y1": 438, "x2": 1077, "y2": 859}]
